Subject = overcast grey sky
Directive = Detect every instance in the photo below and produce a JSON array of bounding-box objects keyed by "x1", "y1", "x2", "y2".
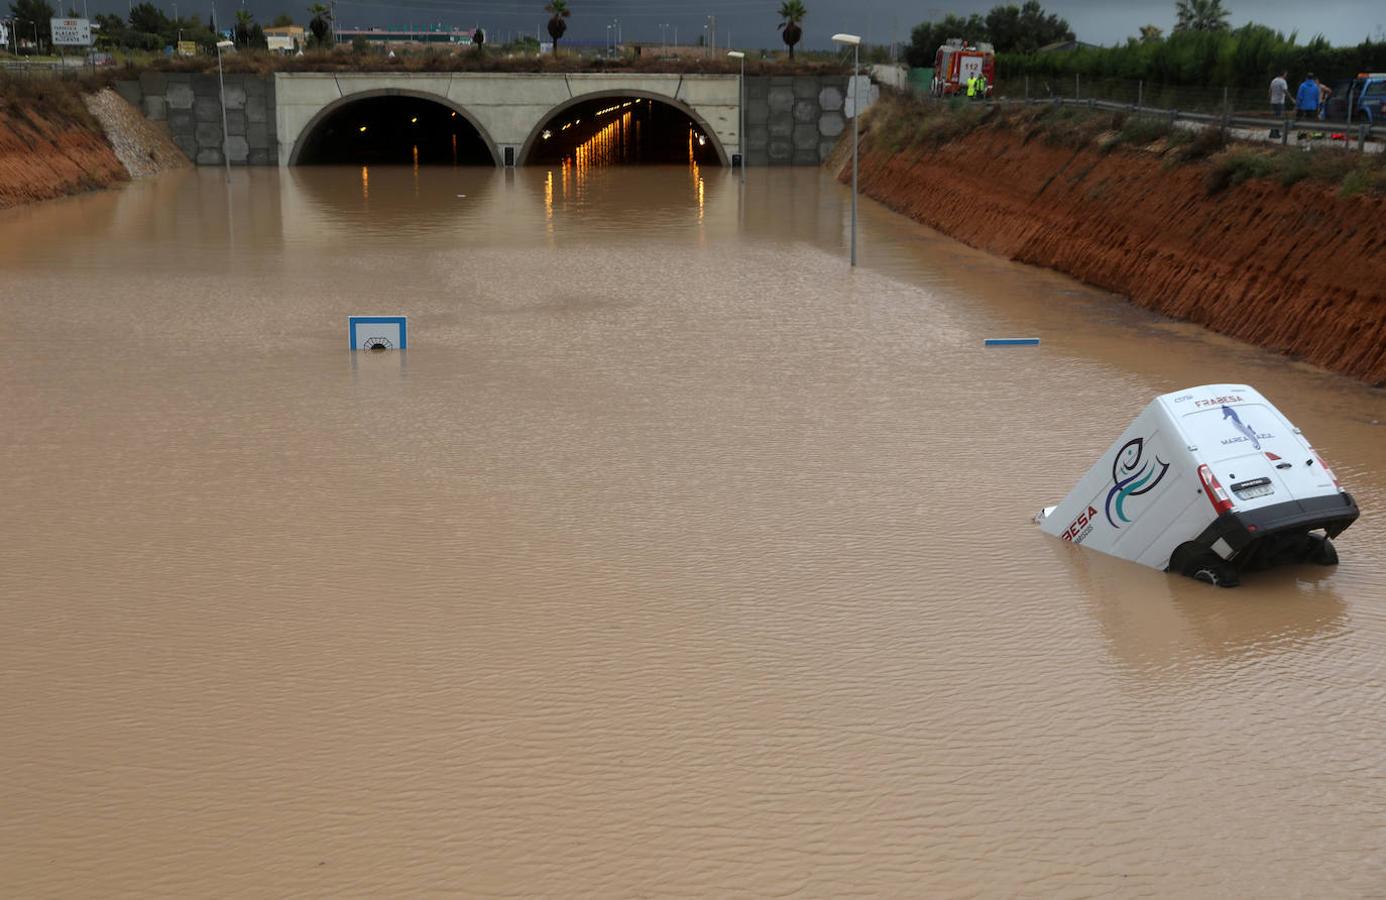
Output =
[{"x1": 86, "y1": 0, "x2": 1386, "y2": 49}]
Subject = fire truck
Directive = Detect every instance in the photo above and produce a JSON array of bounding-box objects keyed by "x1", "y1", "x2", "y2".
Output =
[{"x1": 931, "y1": 39, "x2": 996, "y2": 98}]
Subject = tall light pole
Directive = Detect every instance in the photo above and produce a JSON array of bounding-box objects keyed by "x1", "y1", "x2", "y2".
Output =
[
  {"x1": 832, "y1": 32, "x2": 861, "y2": 267},
  {"x1": 728, "y1": 50, "x2": 745, "y2": 183},
  {"x1": 215, "y1": 39, "x2": 233, "y2": 183}
]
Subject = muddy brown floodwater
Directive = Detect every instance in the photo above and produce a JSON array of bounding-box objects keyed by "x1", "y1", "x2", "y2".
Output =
[{"x1": 2, "y1": 163, "x2": 1385, "y2": 898}]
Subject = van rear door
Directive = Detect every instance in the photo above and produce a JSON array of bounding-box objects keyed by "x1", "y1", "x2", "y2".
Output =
[{"x1": 1175, "y1": 400, "x2": 1335, "y2": 514}]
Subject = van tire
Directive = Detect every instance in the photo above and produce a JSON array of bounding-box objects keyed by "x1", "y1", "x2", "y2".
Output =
[
  {"x1": 1308, "y1": 535, "x2": 1339, "y2": 566},
  {"x1": 1192, "y1": 564, "x2": 1239, "y2": 588}
]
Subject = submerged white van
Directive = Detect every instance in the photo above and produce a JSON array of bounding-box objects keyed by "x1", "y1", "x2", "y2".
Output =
[{"x1": 1035, "y1": 384, "x2": 1359, "y2": 587}]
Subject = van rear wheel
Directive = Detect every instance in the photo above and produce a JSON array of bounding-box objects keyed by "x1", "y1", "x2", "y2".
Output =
[
  {"x1": 1192, "y1": 565, "x2": 1240, "y2": 588},
  {"x1": 1307, "y1": 535, "x2": 1339, "y2": 566}
]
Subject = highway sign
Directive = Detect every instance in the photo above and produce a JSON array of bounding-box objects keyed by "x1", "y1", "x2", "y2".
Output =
[{"x1": 50, "y1": 18, "x2": 92, "y2": 46}]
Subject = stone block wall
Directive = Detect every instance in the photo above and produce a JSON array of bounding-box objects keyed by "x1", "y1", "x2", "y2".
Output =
[
  {"x1": 114, "y1": 70, "x2": 867, "y2": 168},
  {"x1": 114, "y1": 72, "x2": 278, "y2": 166},
  {"x1": 743, "y1": 75, "x2": 850, "y2": 167}
]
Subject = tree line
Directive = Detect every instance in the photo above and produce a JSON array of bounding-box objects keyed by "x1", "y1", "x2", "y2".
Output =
[
  {"x1": 905, "y1": 1, "x2": 1075, "y2": 66},
  {"x1": 6, "y1": 0, "x2": 336, "y2": 54},
  {"x1": 905, "y1": 0, "x2": 1386, "y2": 90},
  {"x1": 1001, "y1": 26, "x2": 1386, "y2": 89}
]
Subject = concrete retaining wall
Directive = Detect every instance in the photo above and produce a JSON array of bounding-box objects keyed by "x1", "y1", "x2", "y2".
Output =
[
  {"x1": 743, "y1": 74, "x2": 854, "y2": 167},
  {"x1": 115, "y1": 72, "x2": 278, "y2": 166}
]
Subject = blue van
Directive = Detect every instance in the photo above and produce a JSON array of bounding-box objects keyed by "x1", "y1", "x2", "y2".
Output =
[{"x1": 1325, "y1": 73, "x2": 1386, "y2": 124}]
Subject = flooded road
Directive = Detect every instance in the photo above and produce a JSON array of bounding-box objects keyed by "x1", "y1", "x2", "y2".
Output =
[{"x1": 2, "y1": 163, "x2": 1384, "y2": 897}]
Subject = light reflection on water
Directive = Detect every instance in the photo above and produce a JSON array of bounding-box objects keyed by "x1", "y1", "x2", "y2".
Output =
[{"x1": 0, "y1": 166, "x2": 1384, "y2": 896}]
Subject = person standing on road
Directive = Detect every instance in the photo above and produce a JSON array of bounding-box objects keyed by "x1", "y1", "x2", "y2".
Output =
[
  {"x1": 1270, "y1": 71, "x2": 1288, "y2": 116},
  {"x1": 1296, "y1": 74, "x2": 1320, "y2": 120},
  {"x1": 1316, "y1": 78, "x2": 1333, "y2": 120},
  {"x1": 965, "y1": 74, "x2": 977, "y2": 99}
]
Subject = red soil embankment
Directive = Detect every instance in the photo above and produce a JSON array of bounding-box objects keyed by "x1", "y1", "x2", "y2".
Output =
[
  {"x1": 0, "y1": 98, "x2": 128, "y2": 210},
  {"x1": 841, "y1": 124, "x2": 1386, "y2": 384}
]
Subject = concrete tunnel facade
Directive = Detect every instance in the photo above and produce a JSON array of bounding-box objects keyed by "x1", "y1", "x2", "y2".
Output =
[{"x1": 275, "y1": 72, "x2": 740, "y2": 167}]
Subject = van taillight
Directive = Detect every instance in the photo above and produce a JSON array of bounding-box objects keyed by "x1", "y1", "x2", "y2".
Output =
[
  {"x1": 1310, "y1": 448, "x2": 1341, "y2": 487},
  {"x1": 1198, "y1": 464, "x2": 1235, "y2": 515}
]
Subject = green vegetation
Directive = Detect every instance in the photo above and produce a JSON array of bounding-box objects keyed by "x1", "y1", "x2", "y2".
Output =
[
  {"x1": 234, "y1": 9, "x2": 268, "y2": 51},
  {"x1": 778, "y1": 0, "x2": 807, "y2": 60},
  {"x1": 0, "y1": 68, "x2": 106, "y2": 126},
  {"x1": 1205, "y1": 145, "x2": 1386, "y2": 195},
  {"x1": 129, "y1": 46, "x2": 842, "y2": 76},
  {"x1": 862, "y1": 92, "x2": 1386, "y2": 197},
  {"x1": 906, "y1": 1, "x2": 1074, "y2": 65},
  {"x1": 7, "y1": 0, "x2": 55, "y2": 53},
  {"x1": 999, "y1": 23, "x2": 1386, "y2": 91},
  {"x1": 1174, "y1": 0, "x2": 1230, "y2": 33},
  {"x1": 307, "y1": 3, "x2": 331, "y2": 48},
  {"x1": 545, "y1": 0, "x2": 569, "y2": 54}
]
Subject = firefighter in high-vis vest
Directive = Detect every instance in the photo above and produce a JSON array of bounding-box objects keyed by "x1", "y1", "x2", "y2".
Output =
[
  {"x1": 965, "y1": 75, "x2": 977, "y2": 98},
  {"x1": 976, "y1": 73, "x2": 988, "y2": 98}
]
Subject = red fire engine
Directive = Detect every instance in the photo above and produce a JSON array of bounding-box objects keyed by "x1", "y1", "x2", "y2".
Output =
[{"x1": 932, "y1": 39, "x2": 996, "y2": 97}]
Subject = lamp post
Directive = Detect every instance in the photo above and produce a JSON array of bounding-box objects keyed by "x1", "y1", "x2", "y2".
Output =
[
  {"x1": 215, "y1": 38, "x2": 233, "y2": 183},
  {"x1": 832, "y1": 32, "x2": 861, "y2": 267},
  {"x1": 727, "y1": 50, "x2": 745, "y2": 183}
]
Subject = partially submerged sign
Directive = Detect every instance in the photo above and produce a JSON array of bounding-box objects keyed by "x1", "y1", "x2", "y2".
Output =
[
  {"x1": 348, "y1": 316, "x2": 408, "y2": 351},
  {"x1": 50, "y1": 17, "x2": 92, "y2": 46}
]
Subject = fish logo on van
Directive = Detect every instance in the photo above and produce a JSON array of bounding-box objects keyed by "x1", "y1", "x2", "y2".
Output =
[
  {"x1": 1105, "y1": 437, "x2": 1170, "y2": 528},
  {"x1": 1222, "y1": 405, "x2": 1261, "y2": 450}
]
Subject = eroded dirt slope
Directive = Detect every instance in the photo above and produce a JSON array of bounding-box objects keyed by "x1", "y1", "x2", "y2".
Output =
[{"x1": 842, "y1": 127, "x2": 1386, "y2": 383}]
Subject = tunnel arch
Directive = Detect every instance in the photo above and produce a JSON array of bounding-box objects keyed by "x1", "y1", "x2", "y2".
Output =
[
  {"x1": 517, "y1": 90, "x2": 730, "y2": 167},
  {"x1": 288, "y1": 89, "x2": 500, "y2": 166}
]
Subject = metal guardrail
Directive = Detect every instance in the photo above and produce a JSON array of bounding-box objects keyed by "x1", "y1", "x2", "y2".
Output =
[
  {"x1": 983, "y1": 95, "x2": 1386, "y2": 153},
  {"x1": 1, "y1": 60, "x2": 74, "y2": 76}
]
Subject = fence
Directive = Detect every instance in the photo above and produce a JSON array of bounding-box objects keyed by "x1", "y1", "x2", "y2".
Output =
[
  {"x1": 908, "y1": 72, "x2": 1385, "y2": 154},
  {"x1": 1021, "y1": 94, "x2": 1386, "y2": 153}
]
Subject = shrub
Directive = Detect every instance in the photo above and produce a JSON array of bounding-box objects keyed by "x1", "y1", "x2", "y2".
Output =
[{"x1": 1206, "y1": 149, "x2": 1275, "y2": 192}]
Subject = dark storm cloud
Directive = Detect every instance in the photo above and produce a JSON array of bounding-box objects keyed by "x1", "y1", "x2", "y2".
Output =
[{"x1": 84, "y1": 0, "x2": 1385, "y2": 48}]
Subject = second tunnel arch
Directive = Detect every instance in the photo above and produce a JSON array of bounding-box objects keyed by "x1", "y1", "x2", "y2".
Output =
[{"x1": 516, "y1": 90, "x2": 731, "y2": 167}]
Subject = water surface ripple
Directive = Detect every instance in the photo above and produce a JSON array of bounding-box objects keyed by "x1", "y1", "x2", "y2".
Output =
[{"x1": 2, "y1": 166, "x2": 1384, "y2": 897}]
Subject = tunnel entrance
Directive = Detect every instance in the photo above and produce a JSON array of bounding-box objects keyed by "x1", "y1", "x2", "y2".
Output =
[
  {"x1": 524, "y1": 96, "x2": 723, "y2": 167},
  {"x1": 295, "y1": 95, "x2": 495, "y2": 166}
]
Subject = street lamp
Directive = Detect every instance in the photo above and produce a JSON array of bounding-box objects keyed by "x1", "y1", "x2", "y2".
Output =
[
  {"x1": 215, "y1": 38, "x2": 233, "y2": 183},
  {"x1": 832, "y1": 32, "x2": 861, "y2": 267},
  {"x1": 727, "y1": 50, "x2": 745, "y2": 183}
]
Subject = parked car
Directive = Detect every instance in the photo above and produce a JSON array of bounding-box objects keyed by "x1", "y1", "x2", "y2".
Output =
[{"x1": 1323, "y1": 73, "x2": 1386, "y2": 124}]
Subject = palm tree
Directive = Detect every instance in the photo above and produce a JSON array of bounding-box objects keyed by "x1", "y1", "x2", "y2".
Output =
[
  {"x1": 545, "y1": 0, "x2": 569, "y2": 54},
  {"x1": 233, "y1": 8, "x2": 253, "y2": 47},
  {"x1": 1138, "y1": 24, "x2": 1163, "y2": 43},
  {"x1": 307, "y1": 2, "x2": 331, "y2": 47},
  {"x1": 1173, "y1": 0, "x2": 1230, "y2": 33},
  {"x1": 778, "y1": 0, "x2": 806, "y2": 58}
]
